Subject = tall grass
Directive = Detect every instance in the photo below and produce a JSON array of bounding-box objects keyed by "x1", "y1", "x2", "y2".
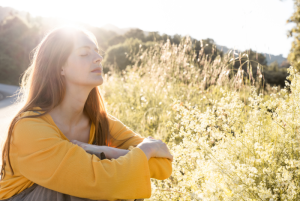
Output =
[
  {"x1": 102, "y1": 37, "x2": 278, "y2": 142},
  {"x1": 101, "y1": 37, "x2": 295, "y2": 200},
  {"x1": 101, "y1": 36, "x2": 296, "y2": 200}
]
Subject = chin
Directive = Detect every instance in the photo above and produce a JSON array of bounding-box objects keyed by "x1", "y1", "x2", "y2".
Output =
[
  {"x1": 94, "y1": 78, "x2": 104, "y2": 86},
  {"x1": 87, "y1": 75, "x2": 103, "y2": 86}
]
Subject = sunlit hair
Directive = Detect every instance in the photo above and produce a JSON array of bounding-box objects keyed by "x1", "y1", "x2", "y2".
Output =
[{"x1": 1, "y1": 25, "x2": 128, "y2": 178}]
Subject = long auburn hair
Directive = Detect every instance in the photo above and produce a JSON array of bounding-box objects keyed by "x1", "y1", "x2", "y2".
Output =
[{"x1": 1, "y1": 26, "x2": 127, "y2": 179}]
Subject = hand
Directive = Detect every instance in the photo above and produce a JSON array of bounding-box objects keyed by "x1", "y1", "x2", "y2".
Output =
[{"x1": 137, "y1": 137, "x2": 173, "y2": 162}]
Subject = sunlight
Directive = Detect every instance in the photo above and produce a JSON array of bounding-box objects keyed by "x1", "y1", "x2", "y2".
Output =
[
  {"x1": 0, "y1": 0, "x2": 294, "y2": 57},
  {"x1": 0, "y1": 0, "x2": 299, "y2": 199}
]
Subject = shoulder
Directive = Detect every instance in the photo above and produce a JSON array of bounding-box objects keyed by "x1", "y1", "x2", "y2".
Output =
[
  {"x1": 16, "y1": 109, "x2": 51, "y2": 128},
  {"x1": 107, "y1": 113, "x2": 121, "y2": 122},
  {"x1": 106, "y1": 113, "x2": 134, "y2": 132},
  {"x1": 17, "y1": 106, "x2": 47, "y2": 123},
  {"x1": 13, "y1": 110, "x2": 61, "y2": 145},
  {"x1": 107, "y1": 113, "x2": 125, "y2": 129}
]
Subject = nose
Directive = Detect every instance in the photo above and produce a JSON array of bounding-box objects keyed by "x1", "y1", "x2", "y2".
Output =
[{"x1": 94, "y1": 54, "x2": 103, "y2": 65}]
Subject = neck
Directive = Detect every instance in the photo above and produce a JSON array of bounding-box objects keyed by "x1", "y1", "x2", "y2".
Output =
[{"x1": 51, "y1": 84, "x2": 93, "y2": 126}]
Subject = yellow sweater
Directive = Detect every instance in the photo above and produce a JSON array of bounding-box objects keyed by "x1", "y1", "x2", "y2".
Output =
[{"x1": 0, "y1": 109, "x2": 172, "y2": 200}]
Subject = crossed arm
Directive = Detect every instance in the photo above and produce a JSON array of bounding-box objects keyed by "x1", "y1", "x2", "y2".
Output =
[
  {"x1": 13, "y1": 116, "x2": 172, "y2": 200},
  {"x1": 72, "y1": 114, "x2": 173, "y2": 180},
  {"x1": 72, "y1": 136, "x2": 158, "y2": 160}
]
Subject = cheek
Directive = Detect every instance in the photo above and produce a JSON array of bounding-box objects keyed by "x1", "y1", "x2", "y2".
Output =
[{"x1": 64, "y1": 57, "x2": 90, "y2": 83}]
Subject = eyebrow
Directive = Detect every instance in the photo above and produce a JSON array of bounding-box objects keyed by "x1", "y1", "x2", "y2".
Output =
[{"x1": 76, "y1": 46, "x2": 99, "y2": 52}]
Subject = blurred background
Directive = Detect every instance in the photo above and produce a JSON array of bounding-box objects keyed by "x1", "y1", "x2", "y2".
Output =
[
  {"x1": 0, "y1": 0, "x2": 295, "y2": 87},
  {"x1": 0, "y1": 0, "x2": 299, "y2": 141},
  {"x1": 2, "y1": 2, "x2": 300, "y2": 199}
]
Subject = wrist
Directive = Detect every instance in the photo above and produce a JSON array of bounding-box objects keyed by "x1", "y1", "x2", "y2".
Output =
[
  {"x1": 99, "y1": 146, "x2": 115, "y2": 160},
  {"x1": 99, "y1": 146, "x2": 129, "y2": 160}
]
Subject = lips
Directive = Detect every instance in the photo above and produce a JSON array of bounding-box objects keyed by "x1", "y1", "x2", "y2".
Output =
[{"x1": 91, "y1": 68, "x2": 102, "y2": 73}]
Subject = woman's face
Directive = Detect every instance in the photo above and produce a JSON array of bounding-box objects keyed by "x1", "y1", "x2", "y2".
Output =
[{"x1": 61, "y1": 33, "x2": 103, "y2": 88}]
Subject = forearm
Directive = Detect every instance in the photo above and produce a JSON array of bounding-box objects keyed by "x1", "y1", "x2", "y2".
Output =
[
  {"x1": 71, "y1": 140, "x2": 131, "y2": 160},
  {"x1": 94, "y1": 146, "x2": 129, "y2": 160}
]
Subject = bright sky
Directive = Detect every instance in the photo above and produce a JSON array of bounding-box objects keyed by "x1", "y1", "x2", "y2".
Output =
[{"x1": 0, "y1": 0, "x2": 295, "y2": 57}]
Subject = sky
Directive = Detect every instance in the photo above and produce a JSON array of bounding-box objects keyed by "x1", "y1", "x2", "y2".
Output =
[{"x1": 0, "y1": 0, "x2": 296, "y2": 57}]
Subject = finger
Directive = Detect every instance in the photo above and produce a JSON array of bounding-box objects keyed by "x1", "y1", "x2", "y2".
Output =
[
  {"x1": 146, "y1": 137, "x2": 156, "y2": 141},
  {"x1": 169, "y1": 155, "x2": 173, "y2": 162}
]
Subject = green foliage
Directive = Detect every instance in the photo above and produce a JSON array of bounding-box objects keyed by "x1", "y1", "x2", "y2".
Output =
[
  {"x1": 264, "y1": 61, "x2": 288, "y2": 87},
  {"x1": 124, "y1": 28, "x2": 145, "y2": 41},
  {"x1": 103, "y1": 38, "x2": 142, "y2": 73},
  {"x1": 102, "y1": 37, "x2": 280, "y2": 142},
  {"x1": 159, "y1": 76, "x2": 300, "y2": 200},
  {"x1": 101, "y1": 37, "x2": 299, "y2": 200},
  {"x1": 287, "y1": 0, "x2": 300, "y2": 71},
  {"x1": 191, "y1": 38, "x2": 223, "y2": 62},
  {"x1": 0, "y1": 16, "x2": 40, "y2": 85},
  {"x1": 226, "y1": 49, "x2": 289, "y2": 88},
  {"x1": 145, "y1": 31, "x2": 163, "y2": 42},
  {"x1": 103, "y1": 38, "x2": 155, "y2": 73},
  {"x1": 107, "y1": 35, "x2": 126, "y2": 46},
  {"x1": 237, "y1": 49, "x2": 267, "y2": 69},
  {"x1": 0, "y1": 11, "x2": 290, "y2": 88}
]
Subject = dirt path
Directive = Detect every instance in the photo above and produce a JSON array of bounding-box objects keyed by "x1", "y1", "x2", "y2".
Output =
[{"x1": 0, "y1": 84, "x2": 21, "y2": 147}]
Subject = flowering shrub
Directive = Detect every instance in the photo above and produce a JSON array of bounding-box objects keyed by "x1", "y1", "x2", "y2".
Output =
[
  {"x1": 102, "y1": 37, "x2": 292, "y2": 200},
  {"x1": 103, "y1": 37, "x2": 273, "y2": 140},
  {"x1": 149, "y1": 67, "x2": 300, "y2": 200}
]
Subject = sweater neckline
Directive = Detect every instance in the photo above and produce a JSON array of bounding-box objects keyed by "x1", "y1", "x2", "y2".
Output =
[{"x1": 32, "y1": 107, "x2": 95, "y2": 144}]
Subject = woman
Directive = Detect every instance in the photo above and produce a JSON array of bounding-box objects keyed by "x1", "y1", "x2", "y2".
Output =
[{"x1": 0, "y1": 25, "x2": 173, "y2": 201}]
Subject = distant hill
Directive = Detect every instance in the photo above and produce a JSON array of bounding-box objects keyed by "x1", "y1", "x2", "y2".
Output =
[
  {"x1": 216, "y1": 44, "x2": 288, "y2": 67},
  {"x1": 0, "y1": 6, "x2": 15, "y2": 21},
  {"x1": 100, "y1": 24, "x2": 132, "y2": 35},
  {"x1": 100, "y1": 24, "x2": 150, "y2": 36},
  {"x1": 0, "y1": 6, "x2": 289, "y2": 68},
  {"x1": 0, "y1": 6, "x2": 28, "y2": 22},
  {"x1": 263, "y1": 54, "x2": 287, "y2": 66}
]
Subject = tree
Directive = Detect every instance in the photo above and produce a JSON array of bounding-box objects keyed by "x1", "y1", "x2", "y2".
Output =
[
  {"x1": 145, "y1": 31, "x2": 162, "y2": 42},
  {"x1": 170, "y1": 34, "x2": 181, "y2": 45},
  {"x1": 0, "y1": 15, "x2": 40, "y2": 85},
  {"x1": 192, "y1": 38, "x2": 223, "y2": 61},
  {"x1": 107, "y1": 35, "x2": 126, "y2": 46},
  {"x1": 103, "y1": 38, "x2": 143, "y2": 73},
  {"x1": 230, "y1": 49, "x2": 267, "y2": 75},
  {"x1": 287, "y1": 0, "x2": 300, "y2": 71},
  {"x1": 124, "y1": 28, "x2": 145, "y2": 42}
]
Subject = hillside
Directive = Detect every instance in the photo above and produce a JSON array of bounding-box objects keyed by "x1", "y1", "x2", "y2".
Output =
[
  {"x1": 0, "y1": 6, "x2": 28, "y2": 22},
  {"x1": 0, "y1": 6, "x2": 289, "y2": 67},
  {"x1": 0, "y1": 6, "x2": 290, "y2": 87},
  {"x1": 216, "y1": 44, "x2": 288, "y2": 66}
]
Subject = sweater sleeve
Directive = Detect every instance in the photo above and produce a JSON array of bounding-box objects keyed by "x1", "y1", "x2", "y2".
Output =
[
  {"x1": 12, "y1": 118, "x2": 151, "y2": 200},
  {"x1": 108, "y1": 114, "x2": 172, "y2": 180}
]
